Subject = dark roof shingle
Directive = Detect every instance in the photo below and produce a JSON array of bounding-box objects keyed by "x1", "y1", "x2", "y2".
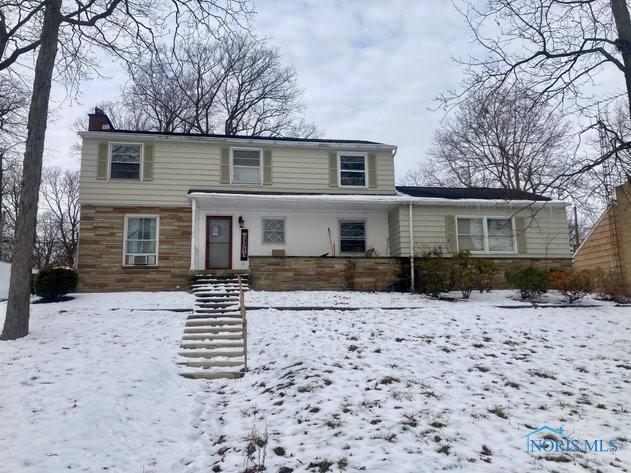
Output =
[
  {"x1": 395, "y1": 186, "x2": 550, "y2": 201},
  {"x1": 89, "y1": 128, "x2": 388, "y2": 146}
]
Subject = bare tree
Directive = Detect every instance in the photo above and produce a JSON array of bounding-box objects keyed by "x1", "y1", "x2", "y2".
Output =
[
  {"x1": 40, "y1": 167, "x2": 80, "y2": 267},
  {"x1": 33, "y1": 211, "x2": 62, "y2": 269},
  {"x1": 409, "y1": 85, "x2": 573, "y2": 196},
  {"x1": 0, "y1": 154, "x2": 21, "y2": 261},
  {"x1": 445, "y1": 0, "x2": 631, "y2": 181},
  {"x1": 0, "y1": 72, "x2": 27, "y2": 255},
  {"x1": 1, "y1": 0, "x2": 252, "y2": 340},
  {"x1": 105, "y1": 35, "x2": 320, "y2": 138}
]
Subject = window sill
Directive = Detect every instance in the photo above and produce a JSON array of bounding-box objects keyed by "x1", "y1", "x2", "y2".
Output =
[{"x1": 122, "y1": 265, "x2": 160, "y2": 270}]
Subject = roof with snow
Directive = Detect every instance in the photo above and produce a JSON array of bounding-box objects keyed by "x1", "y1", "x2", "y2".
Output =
[{"x1": 396, "y1": 186, "x2": 550, "y2": 202}]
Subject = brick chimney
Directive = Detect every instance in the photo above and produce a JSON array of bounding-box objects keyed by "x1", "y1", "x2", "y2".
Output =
[{"x1": 87, "y1": 107, "x2": 113, "y2": 131}]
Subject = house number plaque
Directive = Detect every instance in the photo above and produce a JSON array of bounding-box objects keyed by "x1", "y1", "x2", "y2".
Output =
[{"x1": 240, "y1": 229, "x2": 249, "y2": 261}]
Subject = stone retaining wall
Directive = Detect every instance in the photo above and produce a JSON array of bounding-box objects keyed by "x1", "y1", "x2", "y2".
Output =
[{"x1": 249, "y1": 256, "x2": 410, "y2": 292}]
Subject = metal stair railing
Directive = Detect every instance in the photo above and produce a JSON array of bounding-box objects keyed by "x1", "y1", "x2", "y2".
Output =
[{"x1": 238, "y1": 275, "x2": 248, "y2": 371}]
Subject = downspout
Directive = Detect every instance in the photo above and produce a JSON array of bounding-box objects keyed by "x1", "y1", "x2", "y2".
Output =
[
  {"x1": 190, "y1": 199, "x2": 197, "y2": 271},
  {"x1": 409, "y1": 202, "x2": 414, "y2": 293}
]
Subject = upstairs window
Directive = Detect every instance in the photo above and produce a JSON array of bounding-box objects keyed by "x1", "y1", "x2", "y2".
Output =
[
  {"x1": 232, "y1": 149, "x2": 261, "y2": 184},
  {"x1": 110, "y1": 143, "x2": 142, "y2": 180},
  {"x1": 457, "y1": 217, "x2": 515, "y2": 253},
  {"x1": 339, "y1": 154, "x2": 366, "y2": 187},
  {"x1": 124, "y1": 216, "x2": 158, "y2": 266},
  {"x1": 262, "y1": 218, "x2": 285, "y2": 244},
  {"x1": 340, "y1": 221, "x2": 366, "y2": 253}
]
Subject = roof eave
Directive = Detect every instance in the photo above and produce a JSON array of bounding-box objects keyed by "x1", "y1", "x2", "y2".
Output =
[
  {"x1": 187, "y1": 191, "x2": 568, "y2": 207},
  {"x1": 78, "y1": 130, "x2": 398, "y2": 151}
]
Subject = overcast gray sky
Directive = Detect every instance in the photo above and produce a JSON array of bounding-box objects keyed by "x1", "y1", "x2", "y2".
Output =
[{"x1": 43, "y1": 1, "x2": 480, "y2": 179}]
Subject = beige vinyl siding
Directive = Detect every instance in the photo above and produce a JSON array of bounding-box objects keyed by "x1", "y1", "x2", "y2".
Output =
[
  {"x1": 387, "y1": 207, "x2": 402, "y2": 256},
  {"x1": 574, "y1": 208, "x2": 617, "y2": 272},
  {"x1": 392, "y1": 204, "x2": 571, "y2": 259},
  {"x1": 79, "y1": 138, "x2": 396, "y2": 206}
]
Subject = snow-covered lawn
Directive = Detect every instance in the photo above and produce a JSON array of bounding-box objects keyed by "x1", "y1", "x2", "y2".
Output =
[{"x1": 1, "y1": 290, "x2": 630, "y2": 472}]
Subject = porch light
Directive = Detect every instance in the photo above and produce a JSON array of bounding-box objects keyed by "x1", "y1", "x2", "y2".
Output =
[{"x1": 238, "y1": 216, "x2": 245, "y2": 228}]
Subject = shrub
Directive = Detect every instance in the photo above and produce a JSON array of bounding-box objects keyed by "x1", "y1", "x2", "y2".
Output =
[
  {"x1": 592, "y1": 269, "x2": 627, "y2": 302},
  {"x1": 34, "y1": 266, "x2": 78, "y2": 302},
  {"x1": 416, "y1": 248, "x2": 452, "y2": 297},
  {"x1": 450, "y1": 250, "x2": 476, "y2": 299},
  {"x1": 549, "y1": 269, "x2": 594, "y2": 303},
  {"x1": 505, "y1": 266, "x2": 549, "y2": 301},
  {"x1": 473, "y1": 259, "x2": 497, "y2": 293}
]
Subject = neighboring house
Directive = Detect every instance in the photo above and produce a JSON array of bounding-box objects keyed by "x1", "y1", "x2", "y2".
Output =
[
  {"x1": 77, "y1": 108, "x2": 572, "y2": 292},
  {"x1": 0, "y1": 261, "x2": 10, "y2": 299},
  {"x1": 575, "y1": 180, "x2": 631, "y2": 296}
]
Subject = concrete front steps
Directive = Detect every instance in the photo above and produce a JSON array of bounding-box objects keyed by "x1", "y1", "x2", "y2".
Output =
[{"x1": 179, "y1": 273, "x2": 250, "y2": 380}]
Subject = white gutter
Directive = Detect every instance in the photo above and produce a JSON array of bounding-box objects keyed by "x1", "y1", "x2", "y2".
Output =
[
  {"x1": 78, "y1": 131, "x2": 398, "y2": 152},
  {"x1": 409, "y1": 202, "x2": 415, "y2": 294},
  {"x1": 188, "y1": 191, "x2": 569, "y2": 207}
]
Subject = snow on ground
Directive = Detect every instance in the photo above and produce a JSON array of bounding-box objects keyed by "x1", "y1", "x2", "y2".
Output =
[
  {"x1": 0, "y1": 291, "x2": 195, "y2": 473},
  {"x1": 189, "y1": 291, "x2": 631, "y2": 473},
  {"x1": 1, "y1": 290, "x2": 630, "y2": 473}
]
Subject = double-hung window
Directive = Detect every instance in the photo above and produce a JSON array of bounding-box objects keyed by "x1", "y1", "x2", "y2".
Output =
[
  {"x1": 339, "y1": 153, "x2": 367, "y2": 187},
  {"x1": 262, "y1": 218, "x2": 285, "y2": 244},
  {"x1": 124, "y1": 216, "x2": 158, "y2": 266},
  {"x1": 457, "y1": 217, "x2": 515, "y2": 253},
  {"x1": 110, "y1": 143, "x2": 142, "y2": 180},
  {"x1": 340, "y1": 221, "x2": 366, "y2": 253},
  {"x1": 232, "y1": 149, "x2": 261, "y2": 184}
]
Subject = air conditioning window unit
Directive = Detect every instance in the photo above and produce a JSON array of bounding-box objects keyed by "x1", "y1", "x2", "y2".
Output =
[{"x1": 126, "y1": 255, "x2": 156, "y2": 266}]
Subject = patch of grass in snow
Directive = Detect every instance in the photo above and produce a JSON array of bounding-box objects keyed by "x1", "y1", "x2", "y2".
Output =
[
  {"x1": 488, "y1": 405, "x2": 508, "y2": 419},
  {"x1": 307, "y1": 459, "x2": 334, "y2": 472},
  {"x1": 429, "y1": 420, "x2": 447, "y2": 429},
  {"x1": 243, "y1": 424, "x2": 268, "y2": 473},
  {"x1": 324, "y1": 416, "x2": 342, "y2": 429},
  {"x1": 528, "y1": 368, "x2": 557, "y2": 380},
  {"x1": 379, "y1": 375, "x2": 399, "y2": 385},
  {"x1": 400, "y1": 414, "x2": 418, "y2": 428},
  {"x1": 372, "y1": 431, "x2": 397, "y2": 443},
  {"x1": 436, "y1": 444, "x2": 451, "y2": 455},
  {"x1": 272, "y1": 446, "x2": 285, "y2": 456}
]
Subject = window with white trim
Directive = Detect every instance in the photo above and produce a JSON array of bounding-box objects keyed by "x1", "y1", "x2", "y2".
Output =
[
  {"x1": 457, "y1": 217, "x2": 515, "y2": 253},
  {"x1": 340, "y1": 221, "x2": 366, "y2": 253},
  {"x1": 232, "y1": 149, "x2": 261, "y2": 184},
  {"x1": 124, "y1": 216, "x2": 158, "y2": 266},
  {"x1": 262, "y1": 218, "x2": 285, "y2": 244},
  {"x1": 339, "y1": 154, "x2": 366, "y2": 187},
  {"x1": 110, "y1": 143, "x2": 142, "y2": 180}
]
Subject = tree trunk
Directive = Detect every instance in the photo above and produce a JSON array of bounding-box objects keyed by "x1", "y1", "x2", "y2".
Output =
[
  {"x1": 0, "y1": 153, "x2": 4, "y2": 259},
  {"x1": 611, "y1": 0, "x2": 631, "y2": 116},
  {"x1": 1, "y1": 0, "x2": 62, "y2": 340}
]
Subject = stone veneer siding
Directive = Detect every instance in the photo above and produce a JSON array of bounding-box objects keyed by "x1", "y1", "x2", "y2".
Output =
[
  {"x1": 250, "y1": 256, "x2": 572, "y2": 292},
  {"x1": 249, "y1": 256, "x2": 410, "y2": 292},
  {"x1": 78, "y1": 205, "x2": 191, "y2": 292}
]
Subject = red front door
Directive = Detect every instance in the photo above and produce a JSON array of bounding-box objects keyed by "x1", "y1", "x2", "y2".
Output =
[{"x1": 206, "y1": 216, "x2": 232, "y2": 269}]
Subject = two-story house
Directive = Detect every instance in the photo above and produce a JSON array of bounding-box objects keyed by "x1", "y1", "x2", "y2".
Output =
[{"x1": 77, "y1": 108, "x2": 572, "y2": 291}]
